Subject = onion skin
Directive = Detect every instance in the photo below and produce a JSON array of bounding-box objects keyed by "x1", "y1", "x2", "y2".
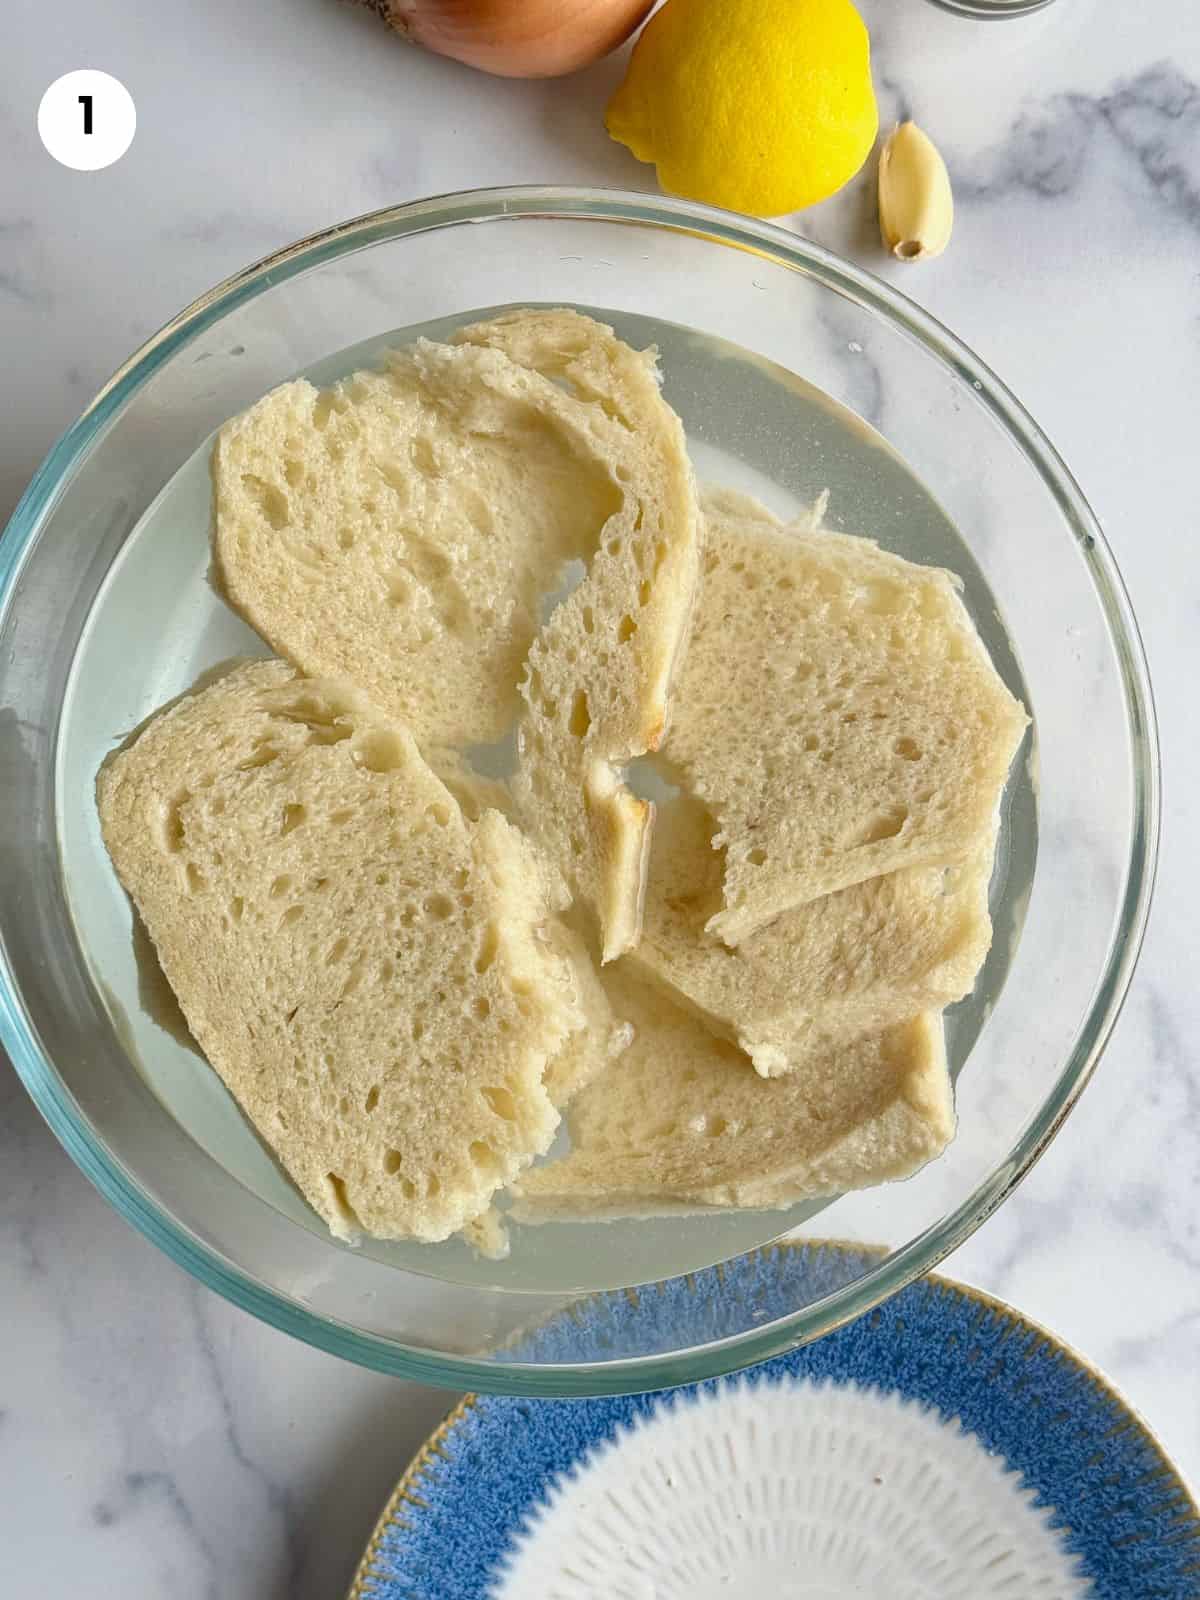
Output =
[{"x1": 358, "y1": 0, "x2": 654, "y2": 78}]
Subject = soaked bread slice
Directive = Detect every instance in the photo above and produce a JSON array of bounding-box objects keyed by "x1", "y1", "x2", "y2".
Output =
[
  {"x1": 511, "y1": 970, "x2": 954, "y2": 1220},
  {"x1": 213, "y1": 341, "x2": 621, "y2": 749},
  {"x1": 453, "y1": 310, "x2": 700, "y2": 961},
  {"x1": 97, "y1": 659, "x2": 586, "y2": 1243},
  {"x1": 667, "y1": 488, "x2": 1027, "y2": 945},
  {"x1": 631, "y1": 792, "x2": 995, "y2": 1076},
  {"x1": 427, "y1": 751, "x2": 632, "y2": 1106}
]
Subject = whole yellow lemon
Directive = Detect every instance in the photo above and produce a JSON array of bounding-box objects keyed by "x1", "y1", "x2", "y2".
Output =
[{"x1": 607, "y1": 0, "x2": 879, "y2": 217}]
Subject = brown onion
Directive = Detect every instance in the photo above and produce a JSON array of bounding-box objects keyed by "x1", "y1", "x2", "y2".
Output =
[{"x1": 358, "y1": 0, "x2": 654, "y2": 79}]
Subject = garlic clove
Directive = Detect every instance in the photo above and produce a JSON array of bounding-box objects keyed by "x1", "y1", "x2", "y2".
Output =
[{"x1": 878, "y1": 121, "x2": 954, "y2": 262}]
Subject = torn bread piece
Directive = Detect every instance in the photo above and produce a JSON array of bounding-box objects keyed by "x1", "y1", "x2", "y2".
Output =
[
  {"x1": 631, "y1": 791, "x2": 995, "y2": 1076},
  {"x1": 213, "y1": 336, "x2": 621, "y2": 749},
  {"x1": 454, "y1": 310, "x2": 701, "y2": 962},
  {"x1": 214, "y1": 311, "x2": 701, "y2": 963},
  {"x1": 511, "y1": 969, "x2": 954, "y2": 1221},
  {"x1": 428, "y1": 751, "x2": 633, "y2": 1107},
  {"x1": 97, "y1": 659, "x2": 586, "y2": 1244},
  {"x1": 667, "y1": 487, "x2": 1027, "y2": 945}
]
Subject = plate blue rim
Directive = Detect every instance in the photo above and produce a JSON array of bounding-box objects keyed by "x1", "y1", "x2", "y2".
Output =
[{"x1": 349, "y1": 1243, "x2": 1199, "y2": 1600}]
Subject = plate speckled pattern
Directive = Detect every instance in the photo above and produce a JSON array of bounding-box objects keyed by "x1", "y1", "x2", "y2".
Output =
[{"x1": 349, "y1": 1246, "x2": 1199, "y2": 1600}]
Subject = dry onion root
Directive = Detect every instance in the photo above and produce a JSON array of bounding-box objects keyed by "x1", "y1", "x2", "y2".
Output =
[{"x1": 358, "y1": 0, "x2": 655, "y2": 78}]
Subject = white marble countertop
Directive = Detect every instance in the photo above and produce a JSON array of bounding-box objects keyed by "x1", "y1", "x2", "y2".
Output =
[{"x1": 3, "y1": 0, "x2": 1199, "y2": 1592}]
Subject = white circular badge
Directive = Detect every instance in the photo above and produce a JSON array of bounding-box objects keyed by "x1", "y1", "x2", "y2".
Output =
[{"x1": 38, "y1": 70, "x2": 136, "y2": 172}]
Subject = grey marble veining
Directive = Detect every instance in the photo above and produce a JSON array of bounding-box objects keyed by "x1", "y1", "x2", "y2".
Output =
[{"x1": 3, "y1": 0, "x2": 1200, "y2": 1593}]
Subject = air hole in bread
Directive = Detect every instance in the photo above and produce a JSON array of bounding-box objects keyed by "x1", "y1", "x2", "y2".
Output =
[
  {"x1": 269, "y1": 874, "x2": 292, "y2": 898},
  {"x1": 400, "y1": 1178, "x2": 417, "y2": 1199},
  {"x1": 230, "y1": 896, "x2": 244, "y2": 923},
  {"x1": 802, "y1": 734, "x2": 820, "y2": 752},
  {"x1": 426, "y1": 1175, "x2": 442, "y2": 1198},
  {"x1": 425, "y1": 894, "x2": 454, "y2": 921},
  {"x1": 383, "y1": 1148, "x2": 403, "y2": 1175},
  {"x1": 468, "y1": 1139, "x2": 499, "y2": 1174},
  {"x1": 618, "y1": 614, "x2": 637, "y2": 643},
  {"x1": 284, "y1": 458, "x2": 304, "y2": 489},
  {"x1": 281, "y1": 905, "x2": 303, "y2": 927},
  {"x1": 162, "y1": 795, "x2": 189, "y2": 851},
  {"x1": 277, "y1": 710, "x2": 353, "y2": 748},
  {"x1": 325, "y1": 1173, "x2": 361, "y2": 1230},
  {"x1": 364, "y1": 1085, "x2": 380, "y2": 1114},
  {"x1": 185, "y1": 862, "x2": 205, "y2": 893},
  {"x1": 847, "y1": 807, "x2": 909, "y2": 848},
  {"x1": 581, "y1": 605, "x2": 595, "y2": 635},
  {"x1": 412, "y1": 1016, "x2": 425, "y2": 1042},
  {"x1": 426, "y1": 803, "x2": 452, "y2": 828},
  {"x1": 242, "y1": 473, "x2": 290, "y2": 531},
  {"x1": 330, "y1": 807, "x2": 355, "y2": 826},
  {"x1": 336, "y1": 526, "x2": 355, "y2": 551},
  {"x1": 281, "y1": 803, "x2": 306, "y2": 836},
  {"x1": 894, "y1": 737, "x2": 922, "y2": 761},
  {"x1": 472, "y1": 996, "x2": 491, "y2": 1020},
  {"x1": 326, "y1": 936, "x2": 348, "y2": 965},
  {"x1": 638, "y1": 579, "x2": 652, "y2": 607},
  {"x1": 747, "y1": 848, "x2": 767, "y2": 867},
  {"x1": 568, "y1": 690, "x2": 591, "y2": 740},
  {"x1": 341, "y1": 959, "x2": 365, "y2": 997},
  {"x1": 482, "y1": 1085, "x2": 517, "y2": 1122},
  {"x1": 606, "y1": 538, "x2": 623, "y2": 557},
  {"x1": 860, "y1": 580, "x2": 904, "y2": 615},
  {"x1": 353, "y1": 729, "x2": 407, "y2": 774}
]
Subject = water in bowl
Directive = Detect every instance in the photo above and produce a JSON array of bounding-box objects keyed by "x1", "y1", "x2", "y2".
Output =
[{"x1": 56, "y1": 306, "x2": 1035, "y2": 1294}]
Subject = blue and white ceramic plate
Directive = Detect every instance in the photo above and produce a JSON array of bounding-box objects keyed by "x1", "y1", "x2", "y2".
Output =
[{"x1": 349, "y1": 1246, "x2": 1199, "y2": 1600}]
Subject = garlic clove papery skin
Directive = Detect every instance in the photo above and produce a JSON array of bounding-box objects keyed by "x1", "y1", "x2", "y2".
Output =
[
  {"x1": 878, "y1": 121, "x2": 954, "y2": 262},
  {"x1": 374, "y1": 0, "x2": 655, "y2": 79}
]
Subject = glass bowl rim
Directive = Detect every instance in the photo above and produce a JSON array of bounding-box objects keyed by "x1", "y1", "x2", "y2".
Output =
[{"x1": 0, "y1": 185, "x2": 1160, "y2": 1395}]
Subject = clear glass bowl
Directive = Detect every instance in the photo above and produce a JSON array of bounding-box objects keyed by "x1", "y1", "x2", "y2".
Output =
[
  {"x1": 0, "y1": 188, "x2": 1157, "y2": 1395},
  {"x1": 926, "y1": 0, "x2": 1056, "y2": 15}
]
